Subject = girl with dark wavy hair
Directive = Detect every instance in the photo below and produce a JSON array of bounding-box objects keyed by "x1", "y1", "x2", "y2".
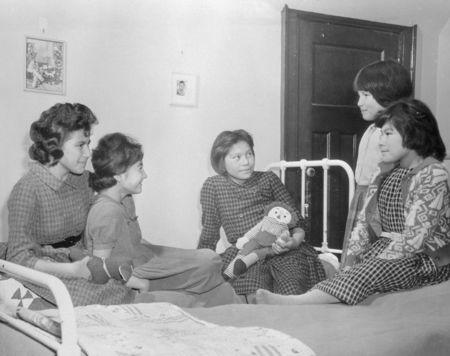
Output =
[{"x1": 7, "y1": 103, "x2": 137, "y2": 306}]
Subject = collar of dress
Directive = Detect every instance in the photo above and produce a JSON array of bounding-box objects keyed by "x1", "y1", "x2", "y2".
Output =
[{"x1": 30, "y1": 161, "x2": 81, "y2": 191}]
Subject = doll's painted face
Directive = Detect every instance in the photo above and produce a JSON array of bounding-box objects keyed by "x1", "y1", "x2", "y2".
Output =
[{"x1": 268, "y1": 206, "x2": 292, "y2": 224}]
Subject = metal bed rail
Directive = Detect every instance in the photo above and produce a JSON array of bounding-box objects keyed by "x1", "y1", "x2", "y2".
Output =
[
  {"x1": 266, "y1": 159, "x2": 355, "y2": 254},
  {"x1": 0, "y1": 259, "x2": 80, "y2": 356}
]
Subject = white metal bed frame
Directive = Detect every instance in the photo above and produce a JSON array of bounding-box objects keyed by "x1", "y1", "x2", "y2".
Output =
[
  {"x1": 266, "y1": 159, "x2": 354, "y2": 254},
  {"x1": 0, "y1": 259, "x2": 80, "y2": 356}
]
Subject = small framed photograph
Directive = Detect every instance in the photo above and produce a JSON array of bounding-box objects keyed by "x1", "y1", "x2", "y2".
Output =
[
  {"x1": 25, "y1": 36, "x2": 66, "y2": 95},
  {"x1": 170, "y1": 72, "x2": 198, "y2": 107}
]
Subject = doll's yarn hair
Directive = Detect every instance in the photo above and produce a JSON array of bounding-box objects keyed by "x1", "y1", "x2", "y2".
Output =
[
  {"x1": 28, "y1": 103, "x2": 98, "y2": 166},
  {"x1": 90, "y1": 132, "x2": 143, "y2": 192},
  {"x1": 264, "y1": 201, "x2": 299, "y2": 228}
]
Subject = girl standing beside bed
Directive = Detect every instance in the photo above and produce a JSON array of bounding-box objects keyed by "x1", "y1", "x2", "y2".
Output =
[
  {"x1": 198, "y1": 129, "x2": 326, "y2": 298},
  {"x1": 85, "y1": 132, "x2": 239, "y2": 306},
  {"x1": 256, "y1": 99, "x2": 450, "y2": 305},
  {"x1": 340, "y1": 59, "x2": 414, "y2": 268}
]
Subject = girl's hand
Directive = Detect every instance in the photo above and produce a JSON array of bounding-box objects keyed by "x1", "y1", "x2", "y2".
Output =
[
  {"x1": 272, "y1": 228, "x2": 305, "y2": 255},
  {"x1": 72, "y1": 256, "x2": 91, "y2": 280},
  {"x1": 272, "y1": 236, "x2": 293, "y2": 255}
]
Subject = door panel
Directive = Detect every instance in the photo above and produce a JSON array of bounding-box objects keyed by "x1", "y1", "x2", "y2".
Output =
[{"x1": 281, "y1": 7, "x2": 416, "y2": 251}]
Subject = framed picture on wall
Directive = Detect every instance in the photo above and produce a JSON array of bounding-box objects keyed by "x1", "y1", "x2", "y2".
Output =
[
  {"x1": 170, "y1": 72, "x2": 198, "y2": 107},
  {"x1": 25, "y1": 36, "x2": 66, "y2": 95}
]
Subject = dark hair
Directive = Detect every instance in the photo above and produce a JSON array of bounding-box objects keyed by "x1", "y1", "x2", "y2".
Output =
[
  {"x1": 353, "y1": 60, "x2": 413, "y2": 107},
  {"x1": 210, "y1": 129, "x2": 254, "y2": 175},
  {"x1": 375, "y1": 99, "x2": 446, "y2": 161},
  {"x1": 29, "y1": 103, "x2": 98, "y2": 165},
  {"x1": 90, "y1": 133, "x2": 143, "y2": 192}
]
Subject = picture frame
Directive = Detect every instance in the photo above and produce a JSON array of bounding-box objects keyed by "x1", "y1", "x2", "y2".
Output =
[
  {"x1": 170, "y1": 72, "x2": 198, "y2": 107},
  {"x1": 25, "y1": 36, "x2": 66, "y2": 95}
]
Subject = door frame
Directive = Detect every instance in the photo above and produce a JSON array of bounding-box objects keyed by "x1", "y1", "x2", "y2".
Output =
[{"x1": 280, "y1": 6, "x2": 417, "y2": 161}]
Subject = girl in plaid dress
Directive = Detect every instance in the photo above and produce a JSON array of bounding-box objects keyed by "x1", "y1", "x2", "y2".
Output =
[
  {"x1": 7, "y1": 103, "x2": 135, "y2": 306},
  {"x1": 198, "y1": 130, "x2": 326, "y2": 297},
  {"x1": 256, "y1": 99, "x2": 450, "y2": 305},
  {"x1": 340, "y1": 60, "x2": 413, "y2": 268}
]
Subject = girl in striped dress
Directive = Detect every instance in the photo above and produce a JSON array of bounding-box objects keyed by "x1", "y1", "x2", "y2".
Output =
[{"x1": 256, "y1": 99, "x2": 450, "y2": 305}]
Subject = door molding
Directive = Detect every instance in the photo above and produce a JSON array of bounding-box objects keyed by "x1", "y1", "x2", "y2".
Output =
[{"x1": 281, "y1": 6, "x2": 417, "y2": 160}]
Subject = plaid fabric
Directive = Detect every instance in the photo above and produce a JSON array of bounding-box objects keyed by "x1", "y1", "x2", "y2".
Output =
[
  {"x1": 0, "y1": 242, "x2": 7, "y2": 259},
  {"x1": 198, "y1": 171, "x2": 325, "y2": 295},
  {"x1": 378, "y1": 167, "x2": 410, "y2": 233},
  {"x1": 7, "y1": 162, "x2": 135, "y2": 306},
  {"x1": 315, "y1": 238, "x2": 450, "y2": 305}
]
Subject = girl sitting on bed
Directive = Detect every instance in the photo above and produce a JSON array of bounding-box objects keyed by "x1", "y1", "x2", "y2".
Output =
[
  {"x1": 7, "y1": 103, "x2": 136, "y2": 306},
  {"x1": 256, "y1": 99, "x2": 450, "y2": 305},
  {"x1": 198, "y1": 129, "x2": 326, "y2": 298},
  {"x1": 85, "y1": 132, "x2": 239, "y2": 306}
]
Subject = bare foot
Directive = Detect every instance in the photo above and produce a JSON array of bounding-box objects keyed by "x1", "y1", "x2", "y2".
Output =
[
  {"x1": 255, "y1": 289, "x2": 281, "y2": 304},
  {"x1": 126, "y1": 276, "x2": 150, "y2": 292},
  {"x1": 256, "y1": 289, "x2": 305, "y2": 305}
]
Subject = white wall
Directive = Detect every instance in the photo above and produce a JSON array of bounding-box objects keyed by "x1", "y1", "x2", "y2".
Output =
[
  {"x1": 0, "y1": 0, "x2": 449, "y2": 248},
  {"x1": 437, "y1": 18, "x2": 450, "y2": 150}
]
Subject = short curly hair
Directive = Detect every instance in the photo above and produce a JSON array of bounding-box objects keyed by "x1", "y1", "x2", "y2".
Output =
[
  {"x1": 90, "y1": 132, "x2": 143, "y2": 192},
  {"x1": 210, "y1": 129, "x2": 254, "y2": 175},
  {"x1": 29, "y1": 103, "x2": 98, "y2": 165}
]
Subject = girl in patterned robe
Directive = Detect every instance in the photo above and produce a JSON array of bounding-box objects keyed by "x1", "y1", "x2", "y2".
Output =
[{"x1": 256, "y1": 99, "x2": 450, "y2": 305}]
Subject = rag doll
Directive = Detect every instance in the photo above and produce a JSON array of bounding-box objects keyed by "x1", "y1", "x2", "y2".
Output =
[{"x1": 224, "y1": 201, "x2": 299, "y2": 279}]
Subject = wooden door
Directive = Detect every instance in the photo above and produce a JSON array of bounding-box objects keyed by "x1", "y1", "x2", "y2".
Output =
[{"x1": 281, "y1": 7, "x2": 416, "y2": 251}]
